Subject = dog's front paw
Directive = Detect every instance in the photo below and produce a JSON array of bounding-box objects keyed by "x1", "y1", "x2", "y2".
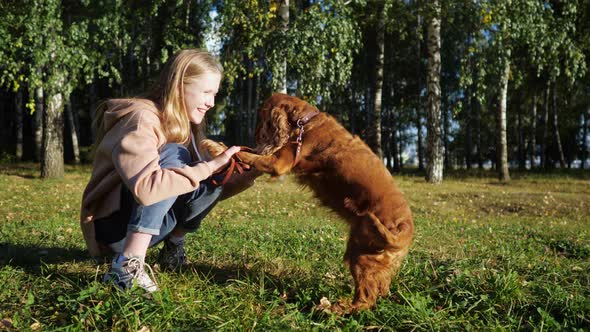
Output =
[{"x1": 198, "y1": 139, "x2": 228, "y2": 158}]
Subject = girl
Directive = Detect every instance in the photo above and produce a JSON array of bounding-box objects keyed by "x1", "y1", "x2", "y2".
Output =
[{"x1": 80, "y1": 49, "x2": 258, "y2": 292}]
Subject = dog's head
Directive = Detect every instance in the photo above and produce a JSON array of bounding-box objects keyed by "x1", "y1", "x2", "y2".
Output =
[{"x1": 255, "y1": 93, "x2": 319, "y2": 155}]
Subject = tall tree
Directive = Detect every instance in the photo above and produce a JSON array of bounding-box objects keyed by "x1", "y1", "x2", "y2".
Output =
[
  {"x1": 415, "y1": 0, "x2": 425, "y2": 171},
  {"x1": 15, "y1": 90, "x2": 23, "y2": 161},
  {"x1": 529, "y1": 89, "x2": 538, "y2": 169},
  {"x1": 425, "y1": 0, "x2": 443, "y2": 183},
  {"x1": 497, "y1": 54, "x2": 510, "y2": 181},
  {"x1": 1, "y1": 0, "x2": 92, "y2": 177},
  {"x1": 277, "y1": 0, "x2": 289, "y2": 93},
  {"x1": 65, "y1": 101, "x2": 80, "y2": 164},
  {"x1": 370, "y1": 1, "x2": 385, "y2": 158}
]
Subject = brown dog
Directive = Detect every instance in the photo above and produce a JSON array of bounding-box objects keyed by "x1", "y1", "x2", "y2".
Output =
[{"x1": 200, "y1": 93, "x2": 413, "y2": 314}]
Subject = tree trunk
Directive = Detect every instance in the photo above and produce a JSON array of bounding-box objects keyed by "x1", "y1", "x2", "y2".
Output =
[
  {"x1": 425, "y1": 0, "x2": 443, "y2": 183},
  {"x1": 365, "y1": 86, "x2": 372, "y2": 135},
  {"x1": 443, "y1": 99, "x2": 450, "y2": 169},
  {"x1": 391, "y1": 109, "x2": 400, "y2": 172},
  {"x1": 350, "y1": 85, "x2": 357, "y2": 135},
  {"x1": 583, "y1": 107, "x2": 589, "y2": 170},
  {"x1": 276, "y1": 0, "x2": 289, "y2": 93},
  {"x1": 474, "y1": 80, "x2": 483, "y2": 169},
  {"x1": 398, "y1": 129, "x2": 404, "y2": 170},
  {"x1": 385, "y1": 126, "x2": 392, "y2": 170},
  {"x1": 517, "y1": 92, "x2": 525, "y2": 170},
  {"x1": 253, "y1": 74, "x2": 260, "y2": 144},
  {"x1": 34, "y1": 86, "x2": 44, "y2": 162},
  {"x1": 496, "y1": 59, "x2": 510, "y2": 182},
  {"x1": 370, "y1": 4, "x2": 385, "y2": 158},
  {"x1": 246, "y1": 60, "x2": 255, "y2": 146},
  {"x1": 65, "y1": 101, "x2": 80, "y2": 164},
  {"x1": 15, "y1": 90, "x2": 24, "y2": 161},
  {"x1": 541, "y1": 81, "x2": 550, "y2": 169},
  {"x1": 416, "y1": 108, "x2": 424, "y2": 170},
  {"x1": 41, "y1": 87, "x2": 65, "y2": 178},
  {"x1": 416, "y1": 9, "x2": 424, "y2": 171},
  {"x1": 529, "y1": 91, "x2": 537, "y2": 169},
  {"x1": 239, "y1": 78, "x2": 247, "y2": 143},
  {"x1": 551, "y1": 82, "x2": 566, "y2": 168},
  {"x1": 465, "y1": 84, "x2": 472, "y2": 169}
]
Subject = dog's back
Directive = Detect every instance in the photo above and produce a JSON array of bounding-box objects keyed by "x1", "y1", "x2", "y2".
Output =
[{"x1": 291, "y1": 112, "x2": 413, "y2": 243}]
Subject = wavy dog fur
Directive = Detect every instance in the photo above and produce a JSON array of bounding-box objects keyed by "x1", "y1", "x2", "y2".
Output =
[{"x1": 200, "y1": 93, "x2": 413, "y2": 313}]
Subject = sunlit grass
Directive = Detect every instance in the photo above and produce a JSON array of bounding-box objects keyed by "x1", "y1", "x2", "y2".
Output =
[{"x1": 1, "y1": 163, "x2": 588, "y2": 330}]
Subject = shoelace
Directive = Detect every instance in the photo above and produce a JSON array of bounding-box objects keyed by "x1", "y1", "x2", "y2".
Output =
[{"x1": 126, "y1": 257, "x2": 158, "y2": 287}]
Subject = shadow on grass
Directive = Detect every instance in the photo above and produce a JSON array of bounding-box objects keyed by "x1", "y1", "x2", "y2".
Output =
[
  {"x1": 183, "y1": 261, "x2": 347, "y2": 313},
  {"x1": 0, "y1": 162, "x2": 92, "y2": 178},
  {"x1": 0, "y1": 164, "x2": 38, "y2": 179},
  {"x1": 0, "y1": 242, "x2": 90, "y2": 272}
]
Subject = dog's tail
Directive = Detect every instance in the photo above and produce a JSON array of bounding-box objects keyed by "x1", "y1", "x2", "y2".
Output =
[{"x1": 366, "y1": 212, "x2": 413, "y2": 250}]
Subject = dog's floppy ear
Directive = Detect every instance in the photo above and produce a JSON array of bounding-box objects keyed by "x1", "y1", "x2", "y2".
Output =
[{"x1": 270, "y1": 105, "x2": 291, "y2": 149}]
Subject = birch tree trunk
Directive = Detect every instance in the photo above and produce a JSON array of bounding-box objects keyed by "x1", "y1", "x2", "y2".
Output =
[
  {"x1": 350, "y1": 85, "x2": 357, "y2": 135},
  {"x1": 465, "y1": 85, "x2": 472, "y2": 169},
  {"x1": 252, "y1": 75, "x2": 260, "y2": 145},
  {"x1": 15, "y1": 90, "x2": 24, "y2": 161},
  {"x1": 475, "y1": 80, "x2": 483, "y2": 169},
  {"x1": 276, "y1": 0, "x2": 289, "y2": 93},
  {"x1": 425, "y1": 0, "x2": 443, "y2": 183},
  {"x1": 391, "y1": 108, "x2": 400, "y2": 171},
  {"x1": 551, "y1": 82, "x2": 566, "y2": 168},
  {"x1": 517, "y1": 92, "x2": 525, "y2": 170},
  {"x1": 65, "y1": 101, "x2": 80, "y2": 164},
  {"x1": 541, "y1": 82, "x2": 550, "y2": 169},
  {"x1": 41, "y1": 79, "x2": 65, "y2": 179},
  {"x1": 370, "y1": 3, "x2": 385, "y2": 158},
  {"x1": 497, "y1": 59, "x2": 510, "y2": 182},
  {"x1": 443, "y1": 100, "x2": 450, "y2": 169},
  {"x1": 416, "y1": 106, "x2": 424, "y2": 170},
  {"x1": 529, "y1": 91, "x2": 537, "y2": 169},
  {"x1": 34, "y1": 86, "x2": 44, "y2": 162},
  {"x1": 246, "y1": 60, "x2": 255, "y2": 146},
  {"x1": 416, "y1": 9, "x2": 424, "y2": 171},
  {"x1": 583, "y1": 107, "x2": 589, "y2": 170}
]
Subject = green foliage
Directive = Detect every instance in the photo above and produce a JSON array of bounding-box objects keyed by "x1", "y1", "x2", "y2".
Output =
[
  {"x1": 460, "y1": 0, "x2": 587, "y2": 104},
  {"x1": 216, "y1": 0, "x2": 360, "y2": 103},
  {"x1": 1, "y1": 164, "x2": 589, "y2": 330},
  {"x1": 287, "y1": 2, "x2": 360, "y2": 102}
]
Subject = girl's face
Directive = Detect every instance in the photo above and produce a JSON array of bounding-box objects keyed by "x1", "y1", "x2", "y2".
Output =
[{"x1": 183, "y1": 72, "x2": 222, "y2": 124}]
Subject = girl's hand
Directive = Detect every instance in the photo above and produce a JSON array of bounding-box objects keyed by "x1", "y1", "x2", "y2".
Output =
[{"x1": 206, "y1": 146, "x2": 241, "y2": 172}]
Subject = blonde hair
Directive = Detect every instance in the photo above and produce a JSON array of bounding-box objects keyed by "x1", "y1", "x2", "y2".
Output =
[
  {"x1": 93, "y1": 49, "x2": 223, "y2": 150},
  {"x1": 147, "y1": 49, "x2": 223, "y2": 144}
]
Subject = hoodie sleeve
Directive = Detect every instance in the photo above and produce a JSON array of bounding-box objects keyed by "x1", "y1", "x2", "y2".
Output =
[{"x1": 112, "y1": 110, "x2": 213, "y2": 206}]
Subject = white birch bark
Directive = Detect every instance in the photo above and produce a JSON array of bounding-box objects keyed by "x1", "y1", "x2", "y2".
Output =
[{"x1": 425, "y1": 0, "x2": 443, "y2": 183}]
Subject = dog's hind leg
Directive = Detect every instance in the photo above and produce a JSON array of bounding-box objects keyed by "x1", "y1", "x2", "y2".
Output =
[{"x1": 340, "y1": 214, "x2": 411, "y2": 313}]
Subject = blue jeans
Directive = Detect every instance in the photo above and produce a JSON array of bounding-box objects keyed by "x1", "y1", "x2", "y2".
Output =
[{"x1": 94, "y1": 143, "x2": 222, "y2": 248}]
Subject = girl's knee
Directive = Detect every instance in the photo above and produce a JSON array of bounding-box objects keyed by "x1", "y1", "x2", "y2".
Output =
[{"x1": 159, "y1": 143, "x2": 192, "y2": 168}]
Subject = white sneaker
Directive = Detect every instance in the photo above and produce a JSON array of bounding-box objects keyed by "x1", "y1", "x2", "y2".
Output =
[{"x1": 103, "y1": 255, "x2": 158, "y2": 292}]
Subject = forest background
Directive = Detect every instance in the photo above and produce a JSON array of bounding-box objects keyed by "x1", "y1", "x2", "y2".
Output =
[
  {"x1": 1, "y1": 0, "x2": 590, "y2": 181},
  {"x1": 1, "y1": 1, "x2": 590, "y2": 330}
]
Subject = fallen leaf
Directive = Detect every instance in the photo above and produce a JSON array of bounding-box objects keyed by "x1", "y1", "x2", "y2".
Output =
[{"x1": 1, "y1": 318, "x2": 12, "y2": 328}]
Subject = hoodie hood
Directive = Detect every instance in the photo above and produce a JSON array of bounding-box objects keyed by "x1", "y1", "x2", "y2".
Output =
[{"x1": 103, "y1": 98, "x2": 161, "y2": 132}]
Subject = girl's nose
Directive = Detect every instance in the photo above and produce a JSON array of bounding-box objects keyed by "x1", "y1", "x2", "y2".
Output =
[{"x1": 205, "y1": 96, "x2": 214, "y2": 108}]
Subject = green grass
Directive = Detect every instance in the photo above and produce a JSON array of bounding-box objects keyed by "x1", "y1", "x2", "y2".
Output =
[{"x1": 1, "y1": 163, "x2": 589, "y2": 331}]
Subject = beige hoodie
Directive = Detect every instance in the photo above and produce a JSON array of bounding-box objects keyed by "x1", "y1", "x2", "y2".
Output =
[{"x1": 80, "y1": 98, "x2": 213, "y2": 257}]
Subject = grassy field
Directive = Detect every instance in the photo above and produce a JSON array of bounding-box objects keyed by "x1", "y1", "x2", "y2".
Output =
[{"x1": 0, "y1": 163, "x2": 589, "y2": 331}]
